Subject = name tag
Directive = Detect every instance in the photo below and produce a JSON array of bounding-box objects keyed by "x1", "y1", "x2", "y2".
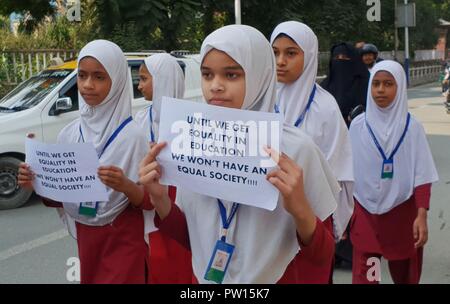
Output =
[
  {"x1": 204, "y1": 240, "x2": 235, "y2": 284},
  {"x1": 79, "y1": 202, "x2": 97, "y2": 217},
  {"x1": 381, "y1": 159, "x2": 394, "y2": 179}
]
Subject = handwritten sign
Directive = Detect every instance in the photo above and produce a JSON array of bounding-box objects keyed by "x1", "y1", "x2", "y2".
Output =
[
  {"x1": 25, "y1": 138, "x2": 108, "y2": 203},
  {"x1": 158, "y1": 97, "x2": 283, "y2": 211}
]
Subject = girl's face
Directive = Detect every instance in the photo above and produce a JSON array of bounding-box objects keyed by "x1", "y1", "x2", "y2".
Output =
[
  {"x1": 272, "y1": 36, "x2": 304, "y2": 84},
  {"x1": 77, "y1": 57, "x2": 112, "y2": 106},
  {"x1": 201, "y1": 49, "x2": 246, "y2": 109},
  {"x1": 371, "y1": 71, "x2": 398, "y2": 108},
  {"x1": 138, "y1": 64, "x2": 153, "y2": 101}
]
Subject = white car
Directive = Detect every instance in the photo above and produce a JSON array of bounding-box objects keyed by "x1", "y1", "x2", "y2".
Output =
[{"x1": 0, "y1": 52, "x2": 202, "y2": 209}]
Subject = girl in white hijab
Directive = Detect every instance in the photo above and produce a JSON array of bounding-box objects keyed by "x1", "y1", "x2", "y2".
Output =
[
  {"x1": 19, "y1": 40, "x2": 149, "y2": 284},
  {"x1": 349, "y1": 60, "x2": 438, "y2": 284},
  {"x1": 135, "y1": 53, "x2": 185, "y2": 143},
  {"x1": 134, "y1": 53, "x2": 193, "y2": 283},
  {"x1": 270, "y1": 21, "x2": 354, "y2": 282},
  {"x1": 138, "y1": 25, "x2": 340, "y2": 284}
]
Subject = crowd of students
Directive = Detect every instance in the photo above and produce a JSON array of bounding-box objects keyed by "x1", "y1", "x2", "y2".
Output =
[{"x1": 18, "y1": 21, "x2": 438, "y2": 284}]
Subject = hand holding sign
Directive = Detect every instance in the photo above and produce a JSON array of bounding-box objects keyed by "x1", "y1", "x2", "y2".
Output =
[
  {"x1": 265, "y1": 147, "x2": 307, "y2": 216},
  {"x1": 158, "y1": 97, "x2": 283, "y2": 211},
  {"x1": 98, "y1": 166, "x2": 131, "y2": 193},
  {"x1": 265, "y1": 146, "x2": 317, "y2": 246},
  {"x1": 25, "y1": 138, "x2": 108, "y2": 203},
  {"x1": 18, "y1": 163, "x2": 35, "y2": 191},
  {"x1": 139, "y1": 142, "x2": 171, "y2": 219}
]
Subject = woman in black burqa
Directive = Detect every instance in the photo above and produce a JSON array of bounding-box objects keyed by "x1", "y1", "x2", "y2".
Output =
[{"x1": 321, "y1": 43, "x2": 370, "y2": 128}]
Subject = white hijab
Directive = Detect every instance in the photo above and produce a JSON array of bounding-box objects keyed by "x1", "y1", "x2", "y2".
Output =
[
  {"x1": 271, "y1": 21, "x2": 354, "y2": 240},
  {"x1": 135, "y1": 53, "x2": 185, "y2": 133},
  {"x1": 177, "y1": 25, "x2": 339, "y2": 284},
  {"x1": 58, "y1": 40, "x2": 148, "y2": 226},
  {"x1": 134, "y1": 53, "x2": 185, "y2": 235},
  {"x1": 350, "y1": 60, "x2": 438, "y2": 214}
]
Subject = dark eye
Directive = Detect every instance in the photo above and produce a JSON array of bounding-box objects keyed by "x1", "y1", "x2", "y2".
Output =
[
  {"x1": 202, "y1": 72, "x2": 213, "y2": 80},
  {"x1": 226, "y1": 73, "x2": 238, "y2": 80}
]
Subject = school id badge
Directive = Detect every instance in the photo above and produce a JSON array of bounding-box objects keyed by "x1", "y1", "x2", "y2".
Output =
[
  {"x1": 204, "y1": 240, "x2": 235, "y2": 284},
  {"x1": 79, "y1": 202, "x2": 98, "y2": 217},
  {"x1": 381, "y1": 159, "x2": 394, "y2": 179}
]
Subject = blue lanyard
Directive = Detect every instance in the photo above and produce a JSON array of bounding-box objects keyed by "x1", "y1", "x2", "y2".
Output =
[
  {"x1": 274, "y1": 84, "x2": 317, "y2": 128},
  {"x1": 365, "y1": 113, "x2": 411, "y2": 161},
  {"x1": 148, "y1": 105, "x2": 155, "y2": 142},
  {"x1": 217, "y1": 199, "x2": 239, "y2": 242},
  {"x1": 78, "y1": 116, "x2": 132, "y2": 213},
  {"x1": 79, "y1": 116, "x2": 133, "y2": 158}
]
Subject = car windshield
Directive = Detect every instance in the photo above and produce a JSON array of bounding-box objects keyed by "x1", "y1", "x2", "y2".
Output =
[{"x1": 0, "y1": 69, "x2": 73, "y2": 112}]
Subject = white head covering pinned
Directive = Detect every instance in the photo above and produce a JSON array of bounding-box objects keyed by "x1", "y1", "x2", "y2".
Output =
[
  {"x1": 201, "y1": 25, "x2": 277, "y2": 113},
  {"x1": 177, "y1": 25, "x2": 338, "y2": 283},
  {"x1": 365, "y1": 60, "x2": 409, "y2": 156},
  {"x1": 58, "y1": 40, "x2": 148, "y2": 226},
  {"x1": 271, "y1": 21, "x2": 354, "y2": 240},
  {"x1": 270, "y1": 21, "x2": 318, "y2": 124},
  {"x1": 135, "y1": 53, "x2": 185, "y2": 141},
  {"x1": 145, "y1": 53, "x2": 185, "y2": 124},
  {"x1": 350, "y1": 60, "x2": 439, "y2": 214}
]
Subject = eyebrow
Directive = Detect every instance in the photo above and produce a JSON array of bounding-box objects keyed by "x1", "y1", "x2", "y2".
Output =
[
  {"x1": 78, "y1": 69, "x2": 108, "y2": 74},
  {"x1": 272, "y1": 46, "x2": 301, "y2": 51},
  {"x1": 201, "y1": 65, "x2": 243, "y2": 71}
]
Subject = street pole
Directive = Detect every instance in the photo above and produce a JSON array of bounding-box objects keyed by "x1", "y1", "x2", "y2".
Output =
[
  {"x1": 235, "y1": 0, "x2": 242, "y2": 25},
  {"x1": 404, "y1": 0, "x2": 410, "y2": 86},
  {"x1": 394, "y1": 0, "x2": 399, "y2": 61}
]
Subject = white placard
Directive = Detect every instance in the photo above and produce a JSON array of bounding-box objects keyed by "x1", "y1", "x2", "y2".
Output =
[
  {"x1": 25, "y1": 138, "x2": 109, "y2": 203},
  {"x1": 158, "y1": 97, "x2": 283, "y2": 211}
]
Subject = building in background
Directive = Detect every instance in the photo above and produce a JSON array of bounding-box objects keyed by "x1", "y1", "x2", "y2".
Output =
[{"x1": 437, "y1": 19, "x2": 450, "y2": 60}]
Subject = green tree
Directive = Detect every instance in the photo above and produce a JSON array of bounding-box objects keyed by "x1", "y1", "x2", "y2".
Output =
[{"x1": 0, "y1": 0, "x2": 55, "y2": 32}]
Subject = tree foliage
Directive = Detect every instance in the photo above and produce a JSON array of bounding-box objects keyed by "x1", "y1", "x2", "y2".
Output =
[{"x1": 0, "y1": 0, "x2": 448, "y2": 52}]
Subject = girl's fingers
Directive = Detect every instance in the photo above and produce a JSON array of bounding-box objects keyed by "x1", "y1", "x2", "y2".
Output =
[
  {"x1": 264, "y1": 146, "x2": 298, "y2": 174},
  {"x1": 18, "y1": 166, "x2": 34, "y2": 175},
  {"x1": 266, "y1": 169, "x2": 290, "y2": 185},
  {"x1": 263, "y1": 146, "x2": 281, "y2": 166},
  {"x1": 139, "y1": 170, "x2": 161, "y2": 186},
  {"x1": 98, "y1": 170, "x2": 121, "y2": 179},
  {"x1": 413, "y1": 224, "x2": 419, "y2": 240},
  {"x1": 139, "y1": 162, "x2": 161, "y2": 178},
  {"x1": 98, "y1": 166, "x2": 121, "y2": 172},
  {"x1": 267, "y1": 176, "x2": 290, "y2": 195},
  {"x1": 140, "y1": 142, "x2": 167, "y2": 167}
]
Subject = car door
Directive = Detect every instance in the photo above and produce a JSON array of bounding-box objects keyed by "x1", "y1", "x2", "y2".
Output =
[{"x1": 41, "y1": 73, "x2": 80, "y2": 143}]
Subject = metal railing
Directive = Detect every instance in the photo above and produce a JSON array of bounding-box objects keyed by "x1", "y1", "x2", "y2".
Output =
[
  {"x1": 409, "y1": 65, "x2": 442, "y2": 87},
  {"x1": 0, "y1": 49, "x2": 77, "y2": 85}
]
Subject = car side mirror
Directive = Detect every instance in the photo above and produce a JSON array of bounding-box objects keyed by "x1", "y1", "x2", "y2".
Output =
[{"x1": 55, "y1": 97, "x2": 73, "y2": 114}]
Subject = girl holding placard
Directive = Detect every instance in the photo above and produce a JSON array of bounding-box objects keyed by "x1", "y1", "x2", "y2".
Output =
[
  {"x1": 138, "y1": 25, "x2": 340, "y2": 284},
  {"x1": 19, "y1": 40, "x2": 148, "y2": 284}
]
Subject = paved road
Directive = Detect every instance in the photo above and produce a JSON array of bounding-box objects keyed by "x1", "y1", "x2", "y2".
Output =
[{"x1": 1, "y1": 82, "x2": 449, "y2": 284}]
